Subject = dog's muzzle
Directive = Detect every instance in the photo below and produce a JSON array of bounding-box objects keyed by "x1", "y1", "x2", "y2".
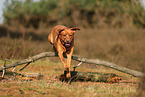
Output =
[{"x1": 65, "y1": 39, "x2": 71, "y2": 47}]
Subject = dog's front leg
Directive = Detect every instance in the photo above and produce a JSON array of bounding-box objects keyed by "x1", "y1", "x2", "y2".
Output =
[
  {"x1": 58, "y1": 51, "x2": 67, "y2": 68},
  {"x1": 58, "y1": 51, "x2": 70, "y2": 77},
  {"x1": 66, "y1": 47, "x2": 74, "y2": 78},
  {"x1": 66, "y1": 54, "x2": 72, "y2": 78}
]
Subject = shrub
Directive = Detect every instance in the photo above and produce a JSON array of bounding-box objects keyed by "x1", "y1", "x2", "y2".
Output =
[{"x1": 3, "y1": 0, "x2": 145, "y2": 28}]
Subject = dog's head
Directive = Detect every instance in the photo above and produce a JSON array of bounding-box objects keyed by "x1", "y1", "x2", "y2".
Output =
[{"x1": 58, "y1": 27, "x2": 80, "y2": 47}]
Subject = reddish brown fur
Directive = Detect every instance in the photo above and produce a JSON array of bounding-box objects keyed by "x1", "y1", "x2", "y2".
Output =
[{"x1": 48, "y1": 25, "x2": 80, "y2": 78}]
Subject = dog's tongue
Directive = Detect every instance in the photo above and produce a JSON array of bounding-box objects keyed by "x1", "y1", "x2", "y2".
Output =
[{"x1": 65, "y1": 43, "x2": 70, "y2": 46}]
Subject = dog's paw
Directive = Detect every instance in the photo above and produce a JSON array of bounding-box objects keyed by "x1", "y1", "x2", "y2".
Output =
[{"x1": 66, "y1": 73, "x2": 71, "y2": 78}]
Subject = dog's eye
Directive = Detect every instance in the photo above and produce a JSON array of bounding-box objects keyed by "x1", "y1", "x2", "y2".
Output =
[{"x1": 63, "y1": 35, "x2": 66, "y2": 36}]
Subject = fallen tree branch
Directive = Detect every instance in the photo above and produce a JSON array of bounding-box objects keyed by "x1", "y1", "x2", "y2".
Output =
[
  {"x1": 0, "y1": 52, "x2": 144, "y2": 77},
  {"x1": 0, "y1": 52, "x2": 55, "y2": 71},
  {"x1": 57, "y1": 71, "x2": 122, "y2": 83},
  {"x1": 0, "y1": 71, "x2": 44, "y2": 81}
]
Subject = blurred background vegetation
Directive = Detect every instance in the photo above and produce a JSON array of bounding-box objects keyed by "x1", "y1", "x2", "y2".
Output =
[
  {"x1": 2, "y1": 0, "x2": 145, "y2": 28},
  {"x1": 0, "y1": 0, "x2": 145, "y2": 69},
  {"x1": 0, "y1": 0, "x2": 145, "y2": 95}
]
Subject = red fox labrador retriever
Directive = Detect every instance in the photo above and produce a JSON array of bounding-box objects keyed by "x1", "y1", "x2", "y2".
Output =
[{"x1": 48, "y1": 25, "x2": 80, "y2": 78}]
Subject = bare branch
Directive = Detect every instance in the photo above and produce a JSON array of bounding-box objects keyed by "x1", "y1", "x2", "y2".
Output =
[{"x1": 0, "y1": 52, "x2": 144, "y2": 77}]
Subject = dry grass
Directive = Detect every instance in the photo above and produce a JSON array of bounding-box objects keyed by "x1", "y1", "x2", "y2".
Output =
[
  {"x1": 0, "y1": 26, "x2": 145, "y2": 96},
  {"x1": 75, "y1": 28, "x2": 145, "y2": 72},
  {"x1": 0, "y1": 59, "x2": 139, "y2": 97}
]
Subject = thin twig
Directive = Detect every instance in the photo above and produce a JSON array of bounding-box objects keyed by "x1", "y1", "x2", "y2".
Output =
[
  {"x1": 2, "y1": 59, "x2": 7, "y2": 78},
  {"x1": 5, "y1": 58, "x2": 13, "y2": 63},
  {"x1": 2, "y1": 68, "x2": 5, "y2": 78},
  {"x1": 12, "y1": 67, "x2": 16, "y2": 72},
  {"x1": 19, "y1": 62, "x2": 31, "y2": 71},
  {"x1": 73, "y1": 62, "x2": 82, "y2": 71}
]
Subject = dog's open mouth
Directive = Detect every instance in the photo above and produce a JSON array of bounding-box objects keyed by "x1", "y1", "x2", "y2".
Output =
[{"x1": 65, "y1": 43, "x2": 70, "y2": 47}]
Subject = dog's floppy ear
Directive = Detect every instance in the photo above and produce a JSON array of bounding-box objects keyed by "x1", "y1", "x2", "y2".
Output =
[
  {"x1": 70, "y1": 27, "x2": 81, "y2": 31},
  {"x1": 58, "y1": 29, "x2": 64, "y2": 34}
]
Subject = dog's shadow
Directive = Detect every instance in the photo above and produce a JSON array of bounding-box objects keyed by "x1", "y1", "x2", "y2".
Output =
[{"x1": 56, "y1": 71, "x2": 123, "y2": 84}]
